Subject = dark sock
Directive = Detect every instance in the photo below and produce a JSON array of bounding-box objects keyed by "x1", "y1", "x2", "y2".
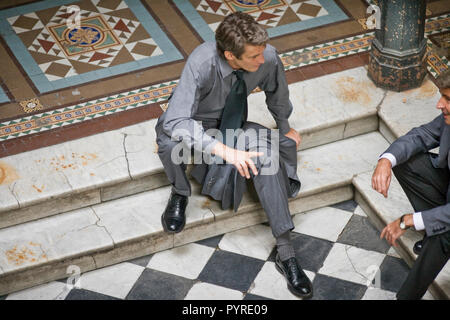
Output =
[{"x1": 276, "y1": 231, "x2": 295, "y2": 261}]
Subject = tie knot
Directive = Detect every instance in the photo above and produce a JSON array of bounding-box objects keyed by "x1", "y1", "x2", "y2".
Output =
[{"x1": 233, "y1": 70, "x2": 244, "y2": 80}]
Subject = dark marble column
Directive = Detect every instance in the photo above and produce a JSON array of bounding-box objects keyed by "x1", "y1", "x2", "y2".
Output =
[{"x1": 368, "y1": 0, "x2": 428, "y2": 91}]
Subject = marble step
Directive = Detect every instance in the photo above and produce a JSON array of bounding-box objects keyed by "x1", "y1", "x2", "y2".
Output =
[
  {"x1": 0, "y1": 67, "x2": 384, "y2": 230},
  {"x1": 0, "y1": 132, "x2": 389, "y2": 295},
  {"x1": 353, "y1": 171, "x2": 450, "y2": 300},
  {"x1": 377, "y1": 76, "x2": 441, "y2": 143}
]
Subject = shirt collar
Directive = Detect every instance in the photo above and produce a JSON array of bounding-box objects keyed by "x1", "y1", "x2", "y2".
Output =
[{"x1": 217, "y1": 51, "x2": 234, "y2": 79}]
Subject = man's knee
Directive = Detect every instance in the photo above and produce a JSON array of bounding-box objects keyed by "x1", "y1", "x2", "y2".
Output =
[{"x1": 392, "y1": 152, "x2": 429, "y2": 178}]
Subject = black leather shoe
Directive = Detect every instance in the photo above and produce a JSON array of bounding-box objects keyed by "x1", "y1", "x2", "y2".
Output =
[
  {"x1": 413, "y1": 240, "x2": 423, "y2": 255},
  {"x1": 275, "y1": 253, "x2": 313, "y2": 299},
  {"x1": 161, "y1": 191, "x2": 188, "y2": 233}
]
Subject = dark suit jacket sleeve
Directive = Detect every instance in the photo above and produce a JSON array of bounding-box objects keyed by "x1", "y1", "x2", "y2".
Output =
[
  {"x1": 422, "y1": 204, "x2": 450, "y2": 236},
  {"x1": 262, "y1": 52, "x2": 292, "y2": 135},
  {"x1": 162, "y1": 54, "x2": 218, "y2": 154},
  {"x1": 385, "y1": 115, "x2": 449, "y2": 236},
  {"x1": 384, "y1": 115, "x2": 442, "y2": 166}
]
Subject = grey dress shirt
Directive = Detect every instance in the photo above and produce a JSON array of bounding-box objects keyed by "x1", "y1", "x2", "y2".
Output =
[{"x1": 161, "y1": 41, "x2": 293, "y2": 154}]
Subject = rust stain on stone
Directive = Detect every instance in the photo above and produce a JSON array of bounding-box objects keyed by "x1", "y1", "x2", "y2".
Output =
[
  {"x1": 42, "y1": 152, "x2": 99, "y2": 172},
  {"x1": 5, "y1": 244, "x2": 48, "y2": 266},
  {"x1": 418, "y1": 80, "x2": 437, "y2": 98},
  {"x1": 0, "y1": 161, "x2": 20, "y2": 185},
  {"x1": 202, "y1": 199, "x2": 211, "y2": 209},
  {"x1": 334, "y1": 76, "x2": 371, "y2": 105},
  {"x1": 32, "y1": 185, "x2": 44, "y2": 193}
]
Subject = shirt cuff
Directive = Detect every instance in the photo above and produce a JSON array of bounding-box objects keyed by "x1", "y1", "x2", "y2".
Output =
[
  {"x1": 379, "y1": 153, "x2": 397, "y2": 168},
  {"x1": 413, "y1": 212, "x2": 425, "y2": 231}
]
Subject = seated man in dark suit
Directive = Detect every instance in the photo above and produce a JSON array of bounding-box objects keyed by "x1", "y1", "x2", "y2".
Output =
[
  {"x1": 155, "y1": 12, "x2": 313, "y2": 298},
  {"x1": 372, "y1": 69, "x2": 450, "y2": 300}
]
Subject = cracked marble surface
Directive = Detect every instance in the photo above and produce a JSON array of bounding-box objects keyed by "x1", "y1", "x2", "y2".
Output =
[
  {"x1": 318, "y1": 242, "x2": 386, "y2": 286},
  {"x1": 0, "y1": 207, "x2": 113, "y2": 275},
  {"x1": 0, "y1": 130, "x2": 129, "y2": 213}
]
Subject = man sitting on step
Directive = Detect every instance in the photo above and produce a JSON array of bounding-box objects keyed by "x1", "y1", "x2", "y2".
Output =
[
  {"x1": 155, "y1": 12, "x2": 313, "y2": 299},
  {"x1": 372, "y1": 69, "x2": 450, "y2": 300}
]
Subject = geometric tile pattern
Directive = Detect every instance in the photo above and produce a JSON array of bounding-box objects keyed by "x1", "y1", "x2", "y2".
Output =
[
  {"x1": 7, "y1": 0, "x2": 161, "y2": 81},
  {"x1": 0, "y1": 0, "x2": 181, "y2": 93},
  {"x1": 0, "y1": 12, "x2": 448, "y2": 141},
  {"x1": 173, "y1": 0, "x2": 347, "y2": 41},
  {"x1": 0, "y1": 81, "x2": 177, "y2": 141},
  {"x1": 280, "y1": 33, "x2": 374, "y2": 71},
  {"x1": 425, "y1": 14, "x2": 450, "y2": 77},
  {"x1": 3, "y1": 201, "x2": 433, "y2": 301}
]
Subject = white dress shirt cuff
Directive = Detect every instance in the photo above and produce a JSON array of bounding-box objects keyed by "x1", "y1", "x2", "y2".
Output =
[
  {"x1": 379, "y1": 153, "x2": 397, "y2": 168},
  {"x1": 413, "y1": 212, "x2": 425, "y2": 231}
]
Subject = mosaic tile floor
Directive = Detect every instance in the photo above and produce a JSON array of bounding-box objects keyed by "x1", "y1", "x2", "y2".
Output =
[
  {"x1": 0, "y1": 0, "x2": 449, "y2": 157},
  {"x1": 0, "y1": 201, "x2": 434, "y2": 301}
]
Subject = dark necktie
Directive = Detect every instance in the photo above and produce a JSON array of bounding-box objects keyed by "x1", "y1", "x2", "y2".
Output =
[{"x1": 219, "y1": 70, "x2": 248, "y2": 147}]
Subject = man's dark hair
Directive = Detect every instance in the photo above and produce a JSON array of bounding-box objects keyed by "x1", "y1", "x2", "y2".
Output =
[
  {"x1": 215, "y1": 11, "x2": 269, "y2": 60},
  {"x1": 436, "y1": 68, "x2": 450, "y2": 90}
]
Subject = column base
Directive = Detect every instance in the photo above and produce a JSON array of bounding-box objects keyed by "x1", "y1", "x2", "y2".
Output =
[{"x1": 368, "y1": 41, "x2": 428, "y2": 92}]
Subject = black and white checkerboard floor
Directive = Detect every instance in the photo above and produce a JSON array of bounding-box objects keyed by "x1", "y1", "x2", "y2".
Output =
[{"x1": 0, "y1": 200, "x2": 435, "y2": 300}]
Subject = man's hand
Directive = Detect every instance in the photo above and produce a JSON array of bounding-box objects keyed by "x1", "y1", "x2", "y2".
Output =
[
  {"x1": 372, "y1": 158, "x2": 392, "y2": 198},
  {"x1": 212, "y1": 142, "x2": 263, "y2": 179},
  {"x1": 380, "y1": 214, "x2": 413, "y2": 247},
  {"x1": 284, "y1": 128, "x2": 301, "y2": 149}
]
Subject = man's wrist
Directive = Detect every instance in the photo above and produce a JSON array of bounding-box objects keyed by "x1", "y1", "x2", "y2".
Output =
[
  {"x1": 404, "y1": 214, "x2": 414, "y2": 228},
  {"x1": 400, "y1": 214, "x2": 414, "y2": 229}
]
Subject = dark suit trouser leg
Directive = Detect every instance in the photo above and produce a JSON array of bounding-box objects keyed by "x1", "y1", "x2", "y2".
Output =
[
  {"x1": 242, "y1": 122, "x2": 296, "y2": 238},
  {"x1": 392, "y1": 152, "x2": 450, "y2": 299},
  {"x1": 396, "y1": 230, "x2": 450, "y2": 300},
  {"x1": 155, "y1": 122, "x2": 191, "y2": 197}
]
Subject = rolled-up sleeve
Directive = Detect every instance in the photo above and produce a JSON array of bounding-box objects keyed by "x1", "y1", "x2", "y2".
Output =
[
  {"x1": 263, "y1": 54, "x2": 292, "y2": 134},
  {"x1": 162, "y1": 58, "x2": 218, "y2": 154}
]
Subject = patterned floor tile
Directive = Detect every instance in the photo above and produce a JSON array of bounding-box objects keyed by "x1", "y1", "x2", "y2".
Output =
[
  {"x1": 311, "y1": 274, "x2": 368, "y2": 300},
  {"x1": 353, "y1": 205, "x2": 367, "y2": 217},
  {"x1": 184, "y1": 282, "x2": 244, "y2": 300},
  {"x1": 195, "y1": 234, "x2": 224, "y2": 248},
  {"x1": 386, "y1": 247, "x2": 401, "y2": 259},
  {"x1": 65, "y1": 288, "x2": 120, "y2": 300},
  {"x1": 173, "y1": 0, "x2": 348, "y2": 41},
  {"x1": 290, "y1": 232, "x2": 334, "y2": 273},
  {"x1": 218, "y1": 224, "x2": 276, "y2": 261},
  {"x1": 127, "y1": 253, "x2": 153, "y2": 267},
  {"x1": 0, "y1": 0, "x2": 182, "y2": 93},
  {"x1": 197, "y1": 250, "x2": 265, "y2": 292},
  {"x1": 318, "y1": 242, "x2": 386, "y2": 286},
  {"x1": 331, "y1": 200, "x2": 358, "y2": 213},
  {"x1": 71, "y1": 262, "x2": 145, "y2": 299},
  {"x1": 126, "y1": 268, "x2": 194, "y2": 300},
  {"x1": 378, "y1": 255, "x2": 411, "y2": 293},
  {"x1": 147, "y1": 243, "x2": 216, "y2": 280},
  {"x1": 361, "y1": 287, "x2": 397, "y2": 300},
  {"x1": 292, "y1": 206, "x2": 353, "y2": 242},
  {"x1": 337, "y1": 214, "x2": 391, "y2": 254},
  {"x1": 243, "y1": 293, "x2": 273, "y2": 300}
]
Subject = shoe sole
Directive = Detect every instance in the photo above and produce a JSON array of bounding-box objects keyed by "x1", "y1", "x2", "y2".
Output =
[{"x1": 275, "y1": 259, "x2": 313, "y2": 300}]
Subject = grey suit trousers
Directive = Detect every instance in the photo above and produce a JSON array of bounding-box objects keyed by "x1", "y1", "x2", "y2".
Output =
[
  {"x1": 155, "y1": 118, "x2": 297, "y2": 238},
  {"x1": 393, "y1": 152, "x2": 450, "y2": 300}
]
